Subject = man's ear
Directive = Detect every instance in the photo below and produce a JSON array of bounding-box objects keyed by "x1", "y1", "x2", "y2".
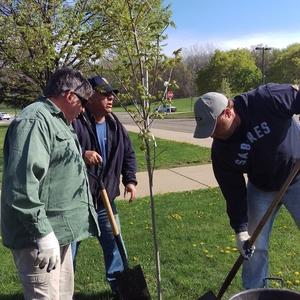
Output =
[
  {"x1": 223, "y1": 107, "x2": 232, "y2": 118},
  {"x1": 64, "y1": 90, "x2": 73, "y2": 104}
]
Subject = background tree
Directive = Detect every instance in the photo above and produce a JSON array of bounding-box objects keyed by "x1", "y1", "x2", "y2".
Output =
[
  {"x1": 0, "y1": 0, "x2": 113, "y2": 106},
  {"x1": 167, "y1": 61, "x2": 195, "y2": 99},
  {"x1": 175, "y1": 43, "x2": 215, "y2": 99},
  {"x1": 268, "y1": 43, "x2": 300, "y2": 84},
  {"x1": 196, "y1": 48, "x2": 261, "y2": 96}
]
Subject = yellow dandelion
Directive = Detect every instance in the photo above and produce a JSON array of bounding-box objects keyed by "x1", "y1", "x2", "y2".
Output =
[
  {"x1": 294, "y1": 280, "x2": 300, "y2": 285},
  {"x1": 225, "y1": 250, "x2": 230, "y2": 254},
  {"x1": 232, "y1": 247, "x2": 238, "y2": 251},
  {"x1": 87, "y1": 276, "x2": 90, "y2": 280},
  {"x1": 220, "y1": 250, "x2": 224, "y2": 253},
  {"x1": 295, "y1": 271, "x2": 299, "y2": 276},
  {"x1": 133, "y1": 256, "x2": 138, "y2": 261},
  {"x1": 204, "y1": 250, "x2": 209, "y2": 253},
  {"x1": 286, "y1": 280, "x2": 292, "y2": 285},
  {"x1": 129, "y1": 221, "x2": 133, "y2": 225},
  {"x1": 172, "y1": 214, "x2": 182, "y2": 220},
  {"x1": 277, "y1": 271, "x2": 282, "y2": 276},
  {"x1": 200, "y1": 242, "x2": 205, "y2": 245},
  {"x1": 193, "y1": 244, "x2": 197, "y2": 247}
]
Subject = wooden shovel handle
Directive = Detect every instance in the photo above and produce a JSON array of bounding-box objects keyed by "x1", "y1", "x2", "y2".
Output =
[
  {"x1": 88, "y1": 169, "x2": 129, "y2": 269},
  {"x1": 100, "y1": 189, "x2": 119, "y2": 235},
  {"x1": 217, "y1": 159, "x2": 300, "y2": 299},
  {"x1": 100, "y1": 188, "x2": 129, "y2": 269}
]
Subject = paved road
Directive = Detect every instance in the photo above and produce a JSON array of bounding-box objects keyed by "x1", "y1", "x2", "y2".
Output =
[{"x1": 116, "y1": 112, "x2": 196, "y2": 134}]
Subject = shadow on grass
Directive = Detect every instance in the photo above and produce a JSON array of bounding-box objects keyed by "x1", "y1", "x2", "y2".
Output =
[{"x1": 73, "y1": 291, "x2": 116, "y2": 300}]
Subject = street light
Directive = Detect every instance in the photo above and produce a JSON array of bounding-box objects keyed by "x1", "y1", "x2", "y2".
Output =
[{"x1": 255, "y1": 46, "x2": 272, "y2": 85}]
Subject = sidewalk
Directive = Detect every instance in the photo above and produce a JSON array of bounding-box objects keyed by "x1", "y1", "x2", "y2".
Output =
[{"x1": 117, "y1": 125, "x2": 218, "y2": 199}]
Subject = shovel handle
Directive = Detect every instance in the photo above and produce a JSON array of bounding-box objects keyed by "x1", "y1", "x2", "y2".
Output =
[
  {"x1": 100, "y1": 188, "x2": 129, "y2": 269},
  {"x1": 88, "y1": 169, "x2": 129, "y2": 269},
  {"x1": 217, "y1": 159, "x2": 300, "y2": 299},
  {"x1": 100, "y1": 189, "x2": 120, "y2": 235}
]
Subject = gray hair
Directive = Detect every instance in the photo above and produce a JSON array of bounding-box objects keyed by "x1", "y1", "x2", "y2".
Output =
[{"x1": 44, "y1": 67, "x2": 92, "y2": 99}]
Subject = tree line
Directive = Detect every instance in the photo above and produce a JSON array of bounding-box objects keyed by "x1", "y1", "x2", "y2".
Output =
[
  {"x1": 1, "y1": 0, "x2": 300, "y2": 109},
  {"x1": 176, "y1": 43, "x2": 300, "y2": 99}
]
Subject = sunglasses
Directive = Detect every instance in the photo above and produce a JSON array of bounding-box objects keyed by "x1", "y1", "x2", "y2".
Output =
[
  {"x1": 74, "y1": 92, "x2": 89, "y2": 108},
  {"x1": 101, "y1": 92, "x2": 112, "y2": 97}
]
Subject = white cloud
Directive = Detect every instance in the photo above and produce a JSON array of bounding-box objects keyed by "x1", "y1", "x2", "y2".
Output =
[{"x1": 163, "y1": 30, "x2": 300, "y2": 56}]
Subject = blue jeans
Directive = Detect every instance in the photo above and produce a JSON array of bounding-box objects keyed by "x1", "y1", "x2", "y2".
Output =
[
  {"x1": 71, "y1": 201, "x2": 127, "y2": 292},
  {"x1": 242, "y1": 180, "x2": 300, "y2": 289}
]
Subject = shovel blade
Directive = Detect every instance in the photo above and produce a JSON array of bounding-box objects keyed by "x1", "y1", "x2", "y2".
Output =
[
  {"x1": 196, "y1": 290, "x2": 218, "y2": 300},
  {"x1": 115, "y1": 264, "x2": 151, "y2": 300}
]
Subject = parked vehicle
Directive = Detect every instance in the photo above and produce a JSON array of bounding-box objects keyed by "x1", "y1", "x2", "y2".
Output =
[
  {"x1": 153, "y1": 104, "x2": 177, "y2": 112},
  {"x1": 0, "y1": 112, "x2": 10, "y2": 120}
]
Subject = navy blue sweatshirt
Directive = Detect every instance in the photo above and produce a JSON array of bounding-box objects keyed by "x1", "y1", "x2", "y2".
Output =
[
  {"x1": 212, "y1": 83, "x2": 300, "y2": 233},
  {"x1": 72, "y1": 109, "x2": 137, "y2": 211}
]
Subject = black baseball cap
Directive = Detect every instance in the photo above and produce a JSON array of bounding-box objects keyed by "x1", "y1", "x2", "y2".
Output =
[{"x1": 87, "y1": 76, "x2": 119, "y2": 94}]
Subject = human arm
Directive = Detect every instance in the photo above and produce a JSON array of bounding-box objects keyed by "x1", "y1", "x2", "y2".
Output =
[
  {"x1": 72, "y1": 113, "x2": 101, "y2": 166},
  {"x1": 121, "y1": 127, "x2": 138, "y2": 187},
  {"x1": 2, "y1": 119, "x2": 60, "y2": 268},
  {"x1": 213, "y1": 162, "x2": 255, "y2": 258},
  {"x1": 211, "y1": 140, "x2": 256, "y2": 258}
]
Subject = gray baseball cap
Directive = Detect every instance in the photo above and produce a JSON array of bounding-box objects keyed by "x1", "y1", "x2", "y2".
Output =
[{"x1": 193, "y1": 92, "x2": 228, "y2": 138}]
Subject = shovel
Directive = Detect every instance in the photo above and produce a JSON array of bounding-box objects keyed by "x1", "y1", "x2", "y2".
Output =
[
  {"x1": 196, "y1": 159, "x2": 300, "y2": 300},
  {"x1": 88, "y1": 168, "x2": 151, "y2": 300}
]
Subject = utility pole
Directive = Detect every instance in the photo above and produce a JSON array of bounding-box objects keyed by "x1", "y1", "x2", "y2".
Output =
[{"x1": 255, "y1": 46, "x2": 272, "y2": 85}]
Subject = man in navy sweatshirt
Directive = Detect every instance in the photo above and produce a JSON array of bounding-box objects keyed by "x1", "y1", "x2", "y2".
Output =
[{"x1": 193, "y1": 84, "x2": 300, "y2": 289}]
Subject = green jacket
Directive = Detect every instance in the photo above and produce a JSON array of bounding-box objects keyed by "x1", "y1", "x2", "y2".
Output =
[{"x1": 1, "y1": 95, "x2": 99, "y2": 249}]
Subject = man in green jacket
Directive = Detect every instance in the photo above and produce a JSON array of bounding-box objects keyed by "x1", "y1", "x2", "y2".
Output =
[{"x1": 1, "y1": 67, "x2": 99, "y2": 300}]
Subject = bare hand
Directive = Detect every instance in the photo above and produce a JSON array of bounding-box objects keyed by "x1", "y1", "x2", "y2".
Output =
[
  {"x1": 124, "y1": 184, "x2": 137, "y2": 202},
  {"x1": 83, "y1": 150, "x2": 102, "y2": 166}
]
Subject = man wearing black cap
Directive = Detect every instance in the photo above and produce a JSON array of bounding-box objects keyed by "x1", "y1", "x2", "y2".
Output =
[
  {"x1": 193, "y1": 84, "x2": 300, "y2": 290},
  {"x1": 71, "y1": 76, "x2": 137, "y2": 298}
]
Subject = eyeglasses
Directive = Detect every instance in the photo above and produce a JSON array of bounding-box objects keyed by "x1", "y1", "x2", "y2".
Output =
[
  {"x1": 74, "y1": 92, "x2": 89, "y2": 108},
  {"x1": 101, "y1": 92, "x2": 112, "y2": 97}
]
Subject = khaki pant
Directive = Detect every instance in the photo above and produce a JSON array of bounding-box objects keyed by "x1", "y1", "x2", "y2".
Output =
[{"x1": 11, "y1": 244, "x2": 73, "y2": 300}]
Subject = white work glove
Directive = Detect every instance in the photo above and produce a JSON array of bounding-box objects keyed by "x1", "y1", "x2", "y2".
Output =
[
  {"x1": 236, "y1": 231, "x2": 255, "y2": 260},
  {"x1": 34, "y1": 231, "x2": 60, "y2": 272}
]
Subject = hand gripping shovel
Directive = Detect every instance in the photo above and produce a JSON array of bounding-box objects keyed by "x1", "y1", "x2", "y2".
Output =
[
  {"x1": 88, "y1": 168, "x2": 151, "y2": 300},
  {"x1": 196, "y1": 159, "x2": 300, "y2": 300}
]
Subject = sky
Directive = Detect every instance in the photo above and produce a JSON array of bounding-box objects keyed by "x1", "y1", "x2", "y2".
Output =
[{"x1": 163, "y1": 0, "x2": 300, "y2": 56}]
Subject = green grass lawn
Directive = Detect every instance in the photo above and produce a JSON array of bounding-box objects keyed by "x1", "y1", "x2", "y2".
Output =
[
  {"x1": 1, "y1": 190, "x2": 300, "y2": 299},
  {"x1": 1, "y1": 115, "x2": 300, "y2": 299},
  {"x1": 0, "y1": 124, "x2": 211, "y2": 181},
  {"x1": 113, "y1": 97, "x2": 198, "y2": 114},
  {"x1": 128, "y1": 132, "x2": 211, "y2": 172}
]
